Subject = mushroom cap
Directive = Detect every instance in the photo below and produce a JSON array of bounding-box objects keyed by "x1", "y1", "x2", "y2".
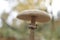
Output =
[{"x1": 17, "y1": 10, "x2": 51, "y2": 23}]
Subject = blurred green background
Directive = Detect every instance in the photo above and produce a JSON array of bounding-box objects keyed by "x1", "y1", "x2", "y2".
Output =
[{"x1": 0, "y1": 0, "x2": 60, "y2": 40}]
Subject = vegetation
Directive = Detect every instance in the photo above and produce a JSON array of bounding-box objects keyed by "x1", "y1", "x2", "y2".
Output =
[{"x1": 0, "y1": 0, "x2": 60, "y2": 40}]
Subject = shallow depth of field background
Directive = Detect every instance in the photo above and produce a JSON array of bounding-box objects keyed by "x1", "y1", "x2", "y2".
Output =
[{"x1": 0, "y1": 0, "x2": 60, "y2": 40}]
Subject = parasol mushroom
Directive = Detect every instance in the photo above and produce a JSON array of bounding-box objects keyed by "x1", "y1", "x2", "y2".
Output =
[{"x1": 17, "y1": 10, "x2": 51, "y2": 40}]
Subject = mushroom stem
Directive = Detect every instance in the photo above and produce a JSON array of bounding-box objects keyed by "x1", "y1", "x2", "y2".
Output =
[{"x1": 29, "y1": 16, "x2": 36, "y2": 40}]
